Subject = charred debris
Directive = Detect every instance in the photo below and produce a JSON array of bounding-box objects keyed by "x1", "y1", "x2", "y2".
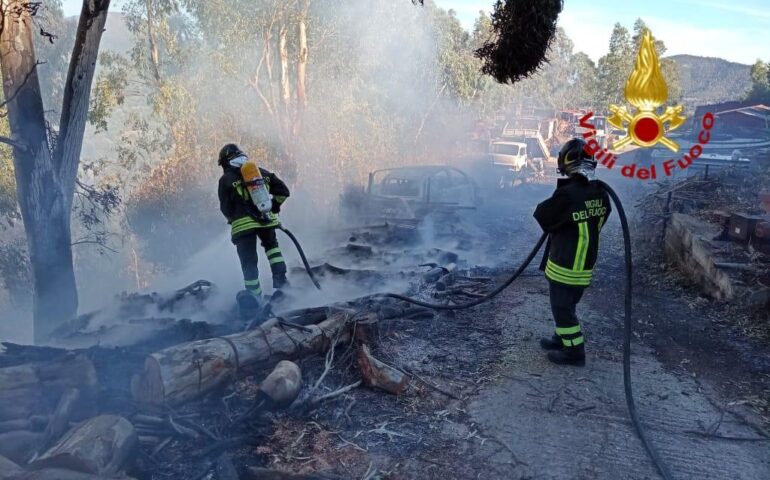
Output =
[{"x1": 0, "y1": 199, "x2": 505, "y2": 479}]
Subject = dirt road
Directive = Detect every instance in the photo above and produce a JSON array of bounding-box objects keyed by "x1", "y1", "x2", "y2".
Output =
[{"x1": 409, "y1": 177, "x2": 770, "y2": 480}]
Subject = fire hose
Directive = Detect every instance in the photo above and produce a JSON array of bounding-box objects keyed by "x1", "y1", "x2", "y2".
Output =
[
  {"x1": 277, "y1": 226, "x2": 322, "y2": 290},
  {"x1": 278, "y1": 181, "x2": 674, "y2": 480}
]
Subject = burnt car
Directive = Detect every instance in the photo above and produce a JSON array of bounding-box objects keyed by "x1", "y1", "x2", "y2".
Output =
[{"x1": 358, "y1": 166, "x2": 479, "y2": 221}]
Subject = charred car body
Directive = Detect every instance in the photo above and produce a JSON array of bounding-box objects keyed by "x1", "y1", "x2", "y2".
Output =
[{"x1": 343, "y1": 166, "x2": 479, "y2": 223}]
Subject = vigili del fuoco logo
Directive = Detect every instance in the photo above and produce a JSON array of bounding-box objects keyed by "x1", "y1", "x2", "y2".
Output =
[{"x1": 579, "y1": 30, "x2": 715, "y2": 180}]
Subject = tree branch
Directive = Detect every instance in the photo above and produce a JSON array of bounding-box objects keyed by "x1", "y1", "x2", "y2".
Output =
[
  {"x1": 250, "y1": 51, "x2": 275, "y2": 116},
  {"x1": 414, "y1": 83, "x2": 447, "y2": 143},
  {"x1": 0, "y1": 135, "x2": 29, "y2": 151},
  {"x1": 55, "y1": 0, "x2": 112, "y2": 205},
  {"x1": 70, "y1": 239, "x2": 118, "y2": 253}
]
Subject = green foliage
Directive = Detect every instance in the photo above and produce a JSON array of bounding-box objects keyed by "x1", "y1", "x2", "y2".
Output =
[
  {"x1": 595, "y1": 19, "x2": 683, "y2": 110},
  {"x1": 596, "y1": 23, "x2": 633, "y2": 107},
  {"x1": 0, "y1": 237, "x2": 31, "y2": 307},
  {"x1": 745, "y1": 60, "x2": 770, "y2": 103},
  {"x1": 89, "y1": 52, "x2": 130, "y2": 133},
  {"x1": 0, "y1": 100, "x2": 26, "y2": 308},
  {"x1": 0, "y1": 121, "x2": 19, "y2": 225}
]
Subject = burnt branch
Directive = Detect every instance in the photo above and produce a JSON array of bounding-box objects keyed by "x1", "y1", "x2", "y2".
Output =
[
  {"x1": 21, "y1": 2, "x2": 42, "y2": 16},
  {"x1": 38, "y1": 26, "x2": 57, "y2": 43},
  {"x1": 71, "y1": 237, "x2": 119, "y2": 254},
  {"x1": 475, "y1": 0, "x2": 564, "y2": 84}
]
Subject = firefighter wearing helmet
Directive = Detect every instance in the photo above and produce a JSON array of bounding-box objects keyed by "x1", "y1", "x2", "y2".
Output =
[
  {"x1": 217, "y1": 143, "x2": 291, "y2": 305},
  {"x1": 533, "y1": 138, "x2": 611, "y2": 366}
]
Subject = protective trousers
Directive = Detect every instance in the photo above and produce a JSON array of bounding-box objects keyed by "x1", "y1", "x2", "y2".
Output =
[
  {"x1": 233, "y1": 228, "x2": 287, "y2": 296},
  {"x1": 548, "y1": 281, "x2": 585, "y2": 348}
]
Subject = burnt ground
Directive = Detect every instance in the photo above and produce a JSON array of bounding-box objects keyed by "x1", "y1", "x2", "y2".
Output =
[{"x1": 124, "y1": 173, "x2": 770, "y2": 480}]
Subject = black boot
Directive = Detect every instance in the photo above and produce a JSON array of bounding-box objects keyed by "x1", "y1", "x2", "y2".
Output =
[
  {"x1": 237, "y1": 290, "x2": 265, "y2": 324},
  {"x1": 547, "y1": 345, "x2": 585, "y2": 367},
  {"x1": 539, "y1": 334, "x2": 563, "y2": 351},
  {"x1": 273, "y1": 275, "x2": 289, "y2": 289}
]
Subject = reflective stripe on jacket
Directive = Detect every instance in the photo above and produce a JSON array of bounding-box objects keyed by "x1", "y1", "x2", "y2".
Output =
[{"x1": 533, "y1": 177, "x2": 611, "y2": 287}]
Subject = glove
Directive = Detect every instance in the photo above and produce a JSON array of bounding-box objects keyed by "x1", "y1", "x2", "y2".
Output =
[{"x1": 271, "y1": 199, "x2": 281, "y2": 214}]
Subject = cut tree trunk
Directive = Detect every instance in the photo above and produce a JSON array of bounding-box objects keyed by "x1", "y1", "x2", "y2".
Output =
[
  {"x1": 30, "y1": 415, "x2": 136, "y2": 476},
  {"x1": 131, "y1": 312, "x2": 354, "y2": 406},
  {"x1": 0, "y1": 355, "x2": 97, "y2": 422}
]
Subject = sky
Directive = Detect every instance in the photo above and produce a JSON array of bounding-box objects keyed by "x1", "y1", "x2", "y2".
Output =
[
  {"x1": 60, "y1": 0, "x2": 769, "y2": 65},
  {"x1": 436, "y1": 0, "x2": 770, "y2": 65}
]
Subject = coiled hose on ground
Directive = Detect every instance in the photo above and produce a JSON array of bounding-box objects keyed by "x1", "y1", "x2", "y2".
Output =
[{"x1": 279, "y1": 181, "x2": 674, "y2": 480}]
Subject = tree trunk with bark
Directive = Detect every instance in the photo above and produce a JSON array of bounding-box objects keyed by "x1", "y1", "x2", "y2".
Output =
[
  {"x1": 0, "y1": 0, "x2": 111, "y2": 342},
  {"x1": 296, "y1": 0, "x2": 308, "y2": 112},
  {"x1": 279, "y1": 22, "x2": 291, "y2": 118},
  {"x1": 131, "y1": 312, "x2": 353, "y2": 406},
  {"x1": 145, "y1": 0, "x2": 162, "y2": 85}
]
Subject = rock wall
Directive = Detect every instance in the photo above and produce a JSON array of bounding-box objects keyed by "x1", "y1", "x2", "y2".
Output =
[{"x1": 665, "y1": 213, "x2": 735, "y2": 301}]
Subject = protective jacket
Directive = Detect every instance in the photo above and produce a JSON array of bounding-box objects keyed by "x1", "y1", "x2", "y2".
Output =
[
  {"x1": 533, "y1": 176, "x2": 611, "y2": 287},
  {"x1": 218, "y1": 166, "x2": 290, "y2": 239}
]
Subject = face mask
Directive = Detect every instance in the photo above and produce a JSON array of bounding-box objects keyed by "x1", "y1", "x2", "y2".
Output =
[
  {"x1": 229, "y1": 155, "x2": 248, "y2": 168},
  {"x1": 571, "y1": 164, "x2": 597, "y2": 180}
]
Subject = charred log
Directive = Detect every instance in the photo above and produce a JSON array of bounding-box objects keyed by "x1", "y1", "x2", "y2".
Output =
[
  {"x1": 0, "y1": 355, "x2": 96, "y2": 422},
  {"x1": 30, "y1": 415, "x2": 136, "y2": 476},
  {"x1": 131, "y1": 312, "x2": 354, "y2": 406}
]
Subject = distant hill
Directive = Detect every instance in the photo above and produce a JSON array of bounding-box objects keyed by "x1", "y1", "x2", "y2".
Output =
[{"x1": 669, "y1": 54, "x2": 752, "y2": 107}]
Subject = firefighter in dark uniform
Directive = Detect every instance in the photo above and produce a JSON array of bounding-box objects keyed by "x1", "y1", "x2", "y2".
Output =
[
  {"x1": 217, "y1": 144, "x2": 291, "y2": 301},
  {"x1": 533, "y1": 138, "x2": 611, "y2": 366}
]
